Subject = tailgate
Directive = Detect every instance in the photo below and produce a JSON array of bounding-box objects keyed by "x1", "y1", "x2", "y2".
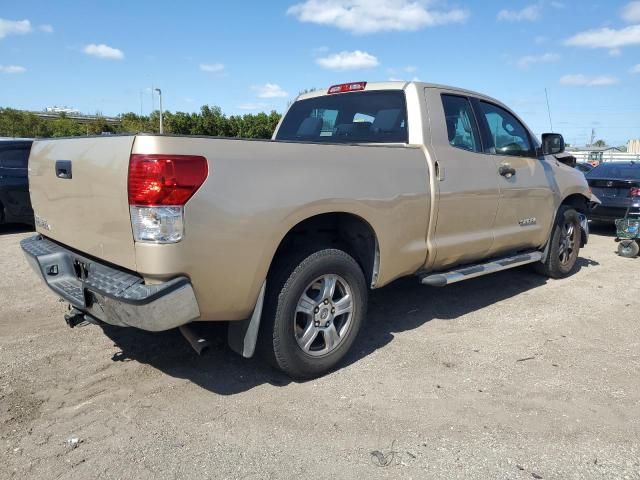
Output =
[{"x1": 28, "y1": 136, "x2": 137, "y2": 270}]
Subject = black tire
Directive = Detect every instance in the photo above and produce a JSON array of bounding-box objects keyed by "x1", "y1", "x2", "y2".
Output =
[
  {"x1": 618, "y1": 240, "x2": 639, "y2": 258},
  {"x1": 535, "y1": 206, "x2": 582, "y2": 278},
  {"x1": 258, "y1": 248, "x2": 367, "y2": 379}
]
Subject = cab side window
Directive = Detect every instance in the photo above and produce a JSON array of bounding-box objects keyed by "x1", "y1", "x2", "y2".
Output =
[
  {"x1": 477, "y1": 101, "x2": 534, "y2": 157},
  {"x1": 441, "y1": 94, "x2": 481, "y2": 153}
]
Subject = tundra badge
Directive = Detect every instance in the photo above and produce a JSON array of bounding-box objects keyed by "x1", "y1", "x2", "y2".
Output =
[
  {"x1": 518, "y1": 217, "x2": 537, "y2": 226},
  {"x1": 34, "y1": 214, "x2": 51, "y2": 231}
]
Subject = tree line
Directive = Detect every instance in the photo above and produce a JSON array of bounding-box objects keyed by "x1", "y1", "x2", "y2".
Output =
[{"x1": 0, "y1": 106, "x2": 282, "y2": 139}]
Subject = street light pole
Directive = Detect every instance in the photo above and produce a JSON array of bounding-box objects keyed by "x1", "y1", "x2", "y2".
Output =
[{"x1": 155, "y1": 88, "x2": 163, "y2": 134}]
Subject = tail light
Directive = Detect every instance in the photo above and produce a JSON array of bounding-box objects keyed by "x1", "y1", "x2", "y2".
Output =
[
  {"x1": 630, "y1": 187, "x2": 640, "y2": 197},
  {"x1": 128, "y1": 154, "x2": 208, "y2": 243}
]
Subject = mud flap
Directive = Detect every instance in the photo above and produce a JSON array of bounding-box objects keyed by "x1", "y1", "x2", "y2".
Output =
[{"x1": 227, "y1": 282, "x2": 265, "y2": 358}]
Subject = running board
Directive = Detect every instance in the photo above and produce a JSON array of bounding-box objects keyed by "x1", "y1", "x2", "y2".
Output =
[{"x1": 420, "y1": 251, "x2": 543, "y2": 287}]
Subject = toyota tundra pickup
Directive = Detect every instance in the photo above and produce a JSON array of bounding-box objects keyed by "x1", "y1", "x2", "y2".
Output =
[{"x1": 22, "y1": 81, "x2": 597, "y2": 379}]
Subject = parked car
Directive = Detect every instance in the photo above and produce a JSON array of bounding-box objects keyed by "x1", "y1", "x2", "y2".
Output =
[
  {"x1": 0, "y1": 139, "x2": 34, "y2": 226},
  {"x1": 21, "y1": 81, "x2": 596, "y2": 379},
  {"x1": 575, "y1": 162, "x2": 594, "y2": 174},
  {"x1": 586, "y1": 161, "x2": 640, "y2": 222}
]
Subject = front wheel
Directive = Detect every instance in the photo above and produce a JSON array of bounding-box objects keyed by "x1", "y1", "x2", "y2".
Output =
[
  {"x1": 535, "y1": 207, "x2": 582, "y2": 278},
  {"x1": 259, "y1": 248, "x2": 367, "y2": 379}
]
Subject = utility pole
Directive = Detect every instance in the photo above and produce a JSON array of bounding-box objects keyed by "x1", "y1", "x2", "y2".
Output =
[
  {"x1": 155, "y1": 88, "x2": 163, "y2": 134},
  {"x1": 590, "y1": 128, "x2": 595, "y2": 146},
  {"x1": 544, "y1": 88, "x2": 553, "y2": 132}
]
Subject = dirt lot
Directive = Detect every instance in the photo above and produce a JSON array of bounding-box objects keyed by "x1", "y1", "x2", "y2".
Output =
[{"x1": 1, "y1": 224, "x2": 639, "y2": 480}]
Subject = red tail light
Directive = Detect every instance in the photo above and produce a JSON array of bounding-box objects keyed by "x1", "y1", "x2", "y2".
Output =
[
  {"x1": 128, "y1": 154, "x2": 208, "y2": 206},
  {"x1": 630, "y1": 187, "x2": 640, "y2": 197},
  {"x1": 327, "y1": 82, "x2": 367, "y2": 94}
]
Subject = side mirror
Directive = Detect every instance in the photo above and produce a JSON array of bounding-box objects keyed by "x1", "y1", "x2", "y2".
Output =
[{"x1": 541, "y1": 133, "x2": 565, "y2": 155}]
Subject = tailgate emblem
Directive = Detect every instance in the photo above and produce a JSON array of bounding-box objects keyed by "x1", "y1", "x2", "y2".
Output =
[
  {"x1": 606, "y1": 181, "x2": 613, "y2": 187},
  {"x1": 34, "y1": 214, "x2": 51, "y2": 231}
]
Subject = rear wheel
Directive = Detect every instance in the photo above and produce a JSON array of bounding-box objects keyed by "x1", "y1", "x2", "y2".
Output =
[
  {"x1": 259, "y1": 248, "x2": 367, "y2": 379},
  {"x1": 618, "y1": 240, "x2": 639, "y2": 258},
  {"x1": 535, "y1": 206, "x2": 582, "y2": 278}
]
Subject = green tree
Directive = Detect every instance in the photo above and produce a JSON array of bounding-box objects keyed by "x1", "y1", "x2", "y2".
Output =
[
  {"x1": 49, "y1": 113, "x2": 85, "y2": 137},
  {"x1": 0, "y1": 105, "x2": 282, "y2": 140},
  {"x1": 593, "y1": 139, "x2": 607, "y2": 147}
]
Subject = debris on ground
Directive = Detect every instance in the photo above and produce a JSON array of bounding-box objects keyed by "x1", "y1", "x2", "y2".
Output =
[
  {"x1": 65, "y1": 437, "x2": 81, "y2": 449},
  {"x1": 370, "y1": 441, "x2": 397, "y2": 467}
]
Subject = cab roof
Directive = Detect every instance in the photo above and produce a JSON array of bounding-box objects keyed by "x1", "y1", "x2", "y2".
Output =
[{"x1": 295, "y1": 81, "x2": 506, "y2": 109}]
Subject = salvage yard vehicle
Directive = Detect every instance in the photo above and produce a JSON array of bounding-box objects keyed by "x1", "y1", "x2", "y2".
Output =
[
  {"x1": 587, "y1": 161, "x2": 640, "y2": 223},
  {"x1": 21, "y1": 81, "x2": 597, "y2": 379},
  {"x1": 0, "y1": 139, "x2": 34, "y2": 226}
]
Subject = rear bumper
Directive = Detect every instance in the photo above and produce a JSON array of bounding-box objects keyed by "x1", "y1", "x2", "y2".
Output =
[
  {"x1": 590, "y1": 205, "x2": 640, "y2": 222},
  {"x1": 21, "y1": 235, "x2": 200, "y2": 331}
]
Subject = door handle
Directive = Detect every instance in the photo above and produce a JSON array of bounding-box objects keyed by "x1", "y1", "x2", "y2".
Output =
[
  {"x1": 435, "y1": 160, "x2": 445, "y2": 181},
  {"x1": 498, "y1": 163, "x2": 516, "y2": 178},
  {"x1": 55, "y1": 160, "x2": 72, "y2": 179}
]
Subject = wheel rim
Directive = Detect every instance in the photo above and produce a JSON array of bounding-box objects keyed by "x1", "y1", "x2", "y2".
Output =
[
  {"x1": 558, "y1": 220, "x2": 577, "y2": 266},
  {"x1": 294, "y1": 274, "x2": 354, "y2": 357}
]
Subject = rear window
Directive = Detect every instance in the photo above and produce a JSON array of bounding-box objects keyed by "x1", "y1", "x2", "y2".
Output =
[
  {"x1": 0, "y1": 148, "x2": 29, "y2": 169},
  {"x1": 587, "y1": 162, "x2": 640, "y2": 180},
  {"x1": 276, "y1": 90, "x2": 408, "y2": 144}
]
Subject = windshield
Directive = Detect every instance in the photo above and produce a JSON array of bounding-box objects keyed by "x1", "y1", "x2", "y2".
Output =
[
  {"x1": 587, "y1": 162, "x2": 640, "y2": 180},
  {"x1": 275, "y1": 90, "x2": 408, "y2": 144}
]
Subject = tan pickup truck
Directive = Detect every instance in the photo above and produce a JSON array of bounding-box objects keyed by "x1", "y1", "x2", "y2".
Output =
[{"x1": 22, "y1": 81, "x2": 596, "y2": 378}]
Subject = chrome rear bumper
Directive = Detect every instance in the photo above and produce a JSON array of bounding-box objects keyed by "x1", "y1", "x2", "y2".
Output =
[{"x1": 21, "y1": 235, "x2": 200, "y2": 331}]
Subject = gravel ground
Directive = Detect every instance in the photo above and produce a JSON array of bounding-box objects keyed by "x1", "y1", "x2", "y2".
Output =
[{"x1": 1, "y1": 224, "x2": 639, "y2": 480}]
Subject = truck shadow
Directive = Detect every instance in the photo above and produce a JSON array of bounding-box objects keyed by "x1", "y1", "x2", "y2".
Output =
[{"x1": 102, "y1": 260, "x2": 597, "y2": 396}]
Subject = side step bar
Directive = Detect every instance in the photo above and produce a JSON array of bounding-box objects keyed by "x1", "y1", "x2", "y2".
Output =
[{"x1": 420, "y1": 251, "x2": 543, "y2": 287}]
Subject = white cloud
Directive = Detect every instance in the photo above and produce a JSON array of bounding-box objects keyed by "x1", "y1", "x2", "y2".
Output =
[
  {"x1": 404, "y1": 65, "x2": 417, "y2": 73},
  {"x1": 622, "y1": 1, "x2": 640, "y2": 22},
  {"x1": 38, "y1": 24, "x2": 53, "y2": 33},
  {"x1": 287, "y1": 0, "x2": 469, "y2": 34},
  {"x1": 0, "y1": 18, "x2": 32, "y2": 39},
  {"x1": 252, "y1": 83, "x2": 288, "y2": 98},
  {"x1": 200, "y1": 63, "x2": 225, "y2": 73},
  {"x1": 83, "y1": 43, "x2": 124, "y2": 60},
  {"x1": 631, "y1": 64, "x2": 640, "y2": 74},
  {"x1": 238, "y1": 102, "x2": 270, "y2": 110},
  {"x1": 550, "y1": 1, "x2": 565, "y2": 8},
  {"x1": 316, "y1": 50, "x2": 379, "y2": 70},
  {"x1": 497, "y1": 4, "x2": 541, "y2": 22},
  {"x1": 0, "y1": 65, "x2": 26, "y2": 74},
  {"x1": 559, "y1": 74, "x2": 619, "y2": 86},
  {"x1": 565, "y1": 25, "x2": 640, "y2": 49},
  {"x1": 516, "y1": 52, "x2": 560, "y2": 69}
]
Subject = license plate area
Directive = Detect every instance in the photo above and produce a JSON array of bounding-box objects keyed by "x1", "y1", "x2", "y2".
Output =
[
  {"x1": 594, "y1": 188, "x2": 619, "y2": 198},
  {"x1": 36, "y1": 252, "x2": 90, "y2": 307}
]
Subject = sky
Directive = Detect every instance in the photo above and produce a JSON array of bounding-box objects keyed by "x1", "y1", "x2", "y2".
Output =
[{"x1": 1, "y1": 0, "x2": 640, "y2": 146}]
